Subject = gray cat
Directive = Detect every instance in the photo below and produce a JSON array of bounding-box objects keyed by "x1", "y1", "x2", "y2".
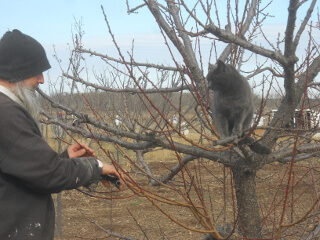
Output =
[{"x1": 207, "y1": 60, "x2": 270, "y2": 154}]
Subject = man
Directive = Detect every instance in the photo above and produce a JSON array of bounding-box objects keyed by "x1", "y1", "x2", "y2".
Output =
[{"x1": 0, "y1": 29, "x2": 123, "y2": 239}]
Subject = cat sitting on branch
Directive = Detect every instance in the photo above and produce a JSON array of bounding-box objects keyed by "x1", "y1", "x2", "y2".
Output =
[{"x1": 207, "y1": 60, "x2": 270, "y2": 155}]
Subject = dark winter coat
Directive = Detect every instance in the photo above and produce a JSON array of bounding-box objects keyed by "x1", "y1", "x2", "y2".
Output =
[{"x1": 0, "y1": 92, "x2": 102, "y2": 240}]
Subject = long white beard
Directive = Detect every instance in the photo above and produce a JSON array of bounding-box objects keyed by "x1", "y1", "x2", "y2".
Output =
[{"x1": 12, "y1": 82, "x2": 41, "y2": 120}]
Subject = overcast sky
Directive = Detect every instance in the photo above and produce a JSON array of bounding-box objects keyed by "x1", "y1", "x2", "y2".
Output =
[{"x1": 0, "y1": 0, "x2": 318, "y2": 92}]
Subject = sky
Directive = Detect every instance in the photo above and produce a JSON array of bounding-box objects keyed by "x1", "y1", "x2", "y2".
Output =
[
  {"x1": 0, "y1": 1, "x2": 156, "y2": 41},
  {"x1": 0, "y1": 0, "x2": 162, "y2": 90},
  {"x1": 0, "y1": 0, "x2": 319, "y2": 92}
]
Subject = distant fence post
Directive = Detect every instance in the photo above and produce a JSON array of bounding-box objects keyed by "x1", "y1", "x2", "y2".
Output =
[
  {"x1": 55, "y1": 112, "x2": 64, "y2": 239},
  {"x1": 56, "y1": 140, "x2": 63, "y2": 239},
  {"x1": 42, "y1": 114, "x2": 63, "y2": 239}
]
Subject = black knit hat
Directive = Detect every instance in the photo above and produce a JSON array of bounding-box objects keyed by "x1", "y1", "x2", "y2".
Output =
[{"x1": 0, "y1": 29, "x2": 51, "y2": 82}]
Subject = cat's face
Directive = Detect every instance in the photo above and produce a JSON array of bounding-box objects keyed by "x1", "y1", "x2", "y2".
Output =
[{"x1": 206, "y1": 60, "x2": 240, "y2": 91}]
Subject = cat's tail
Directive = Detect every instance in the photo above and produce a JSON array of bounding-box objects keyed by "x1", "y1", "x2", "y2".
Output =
[{"x1": 239, "y1": 136, "x2": 271, "y2": 155}]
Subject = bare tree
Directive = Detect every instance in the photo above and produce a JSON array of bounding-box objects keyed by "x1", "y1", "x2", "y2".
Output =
[{"x1": 39, "y1": 0, "x2": 320, "y2": 239}]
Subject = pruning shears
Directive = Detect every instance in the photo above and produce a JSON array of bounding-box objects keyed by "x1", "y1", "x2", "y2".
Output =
[{"x1": 101, "y1": 174, "x2": 121, "y2": 188}]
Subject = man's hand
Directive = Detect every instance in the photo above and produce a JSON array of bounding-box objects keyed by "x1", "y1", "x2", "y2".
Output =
[
  {"x1": 100, "y1": 163, "x2": 125, "y2": 190},
  {"x1": 67, "y1": 143, "x2": 96, "y2": 158}
]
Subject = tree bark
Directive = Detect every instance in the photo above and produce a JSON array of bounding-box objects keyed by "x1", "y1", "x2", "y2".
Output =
[
  {"x1": 136, "y1": 150, "x2": 154, "y2": 178},
  {"x1": 232, "y1": 165, "x2": 262, "y2": 238}
]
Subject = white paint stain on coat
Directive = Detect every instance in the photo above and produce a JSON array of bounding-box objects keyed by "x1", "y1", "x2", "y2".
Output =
[{"x1": 8, "y1": 227, "x2": 18, "y2": 238}]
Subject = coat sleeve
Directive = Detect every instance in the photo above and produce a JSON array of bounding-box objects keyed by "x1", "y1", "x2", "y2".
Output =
[{"x1": 0, "y1": 102, "x2": 102, "y2": 194}]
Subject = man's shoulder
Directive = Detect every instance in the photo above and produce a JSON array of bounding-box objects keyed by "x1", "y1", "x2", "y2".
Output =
[
  {"x1": 0, "y1": 92, "x2": 21, "y2": 110},
  {"x1": 0, "y1": 92, "x2": 17, "y2": 104},
  {"x1": 0, "y1": 93, "x2": 30, "y2": 121}
]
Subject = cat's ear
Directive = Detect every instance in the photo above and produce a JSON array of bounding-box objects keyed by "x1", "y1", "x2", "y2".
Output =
[{"x1": 216, "y1": 60, "x2": 226, "y2": 72}]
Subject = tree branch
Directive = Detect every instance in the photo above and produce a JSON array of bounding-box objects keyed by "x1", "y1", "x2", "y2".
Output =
[
  {"x1": 284, "y1": 0, "x2": 299, "y2": 61},
  {"x1": 38, "y1": 88, "x2": 229, "y2": 163},
  {"x1": 150, "y1": 155, "x2": 198, "y2": 186},
  {"x1": 293, "y1": 0, "x2": 317, "y2": 49},
  {"x1": 264, "y1": 143, "x2": 320, "y2": 165},
  {"x1": 41, "y1": 111, "x2": 156, "y2": 150},
  {"x1": 76, "y1": 47, "x2": 184, "y2": 72},
  {"x1": 62, "y1": 73, "x2": 191, "y2": 93},
  {"x1": 145, "y1": 0, "x2": 206, "y2": 95},
  {"x1": 203, "y1": 24, "x2": 287, "y2": 65}
]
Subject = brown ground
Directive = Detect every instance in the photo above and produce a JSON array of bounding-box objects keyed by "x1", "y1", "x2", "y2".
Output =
[{"x1": 53, "y1": 156, "x2": 320, "y2": 240}]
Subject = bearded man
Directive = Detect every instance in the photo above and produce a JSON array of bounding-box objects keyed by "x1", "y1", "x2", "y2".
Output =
[{"x1": 0, "y1": 29, "x2": 123, "y2": 240}]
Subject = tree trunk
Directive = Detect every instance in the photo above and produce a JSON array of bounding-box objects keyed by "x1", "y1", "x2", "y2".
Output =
[
  {"x1": 232, "y1": 166, "x2": 262, "y2": 238},
  {"x1": 136, "y1": 150, "x2": 154, "y2": 177}
]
